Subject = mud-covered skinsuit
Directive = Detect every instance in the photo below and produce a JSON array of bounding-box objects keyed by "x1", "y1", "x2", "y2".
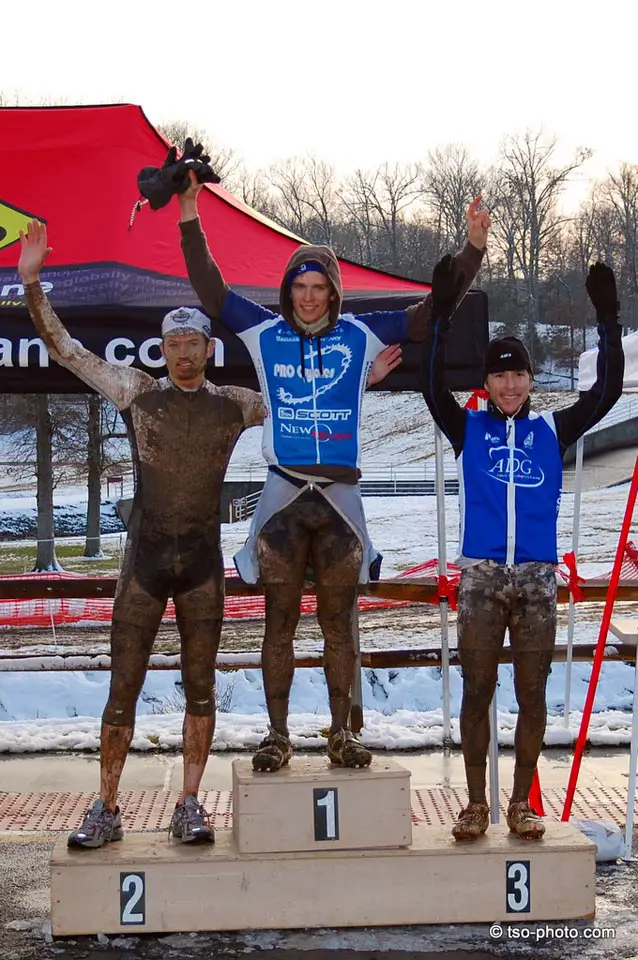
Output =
[
  {"x1": 24, "y1": 282, "x2": 263, "y2": 725},
  {"x1": 422, "y1": 305, "x2": 624, "y2": 806},
  {"x1": 180, "y1": 218, "x2": 484, "y2": 748}
]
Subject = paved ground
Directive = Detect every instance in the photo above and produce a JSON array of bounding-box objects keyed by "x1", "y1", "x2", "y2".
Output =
[
  {"x1": 563, "y1": 447, "x2": 637, "y2": 492},
  {"x1": 2, "y1": 748, "x2": 638, "y2": 960},
  {"x1": 0, "y1": 746, "x2": 632, "y2": 795}
]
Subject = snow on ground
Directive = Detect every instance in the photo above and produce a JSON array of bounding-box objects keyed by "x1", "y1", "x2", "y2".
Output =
[
  {"x1": 0, "y1": 393, "x2": 636, "y2": 751},
  {"x1": 0, "y1": 480, "x2": 636, "y2": 752},
  {"x1": 222, "y1": 483, "x2": 633, "y2": 581},
  {"x1": 5, "y1": 392, "x2": 635, "y2": 489},
  {"x1": 226, "y1": 390, "x2": 638, "y2": 472},
  {"x1": 0, "y1": 655, "x2": 636, "y2": 753}
]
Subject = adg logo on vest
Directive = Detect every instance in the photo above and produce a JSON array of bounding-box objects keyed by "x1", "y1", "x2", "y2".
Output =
[{"x1": 486, "y1": 444, "x2": 545, "y2": 487}]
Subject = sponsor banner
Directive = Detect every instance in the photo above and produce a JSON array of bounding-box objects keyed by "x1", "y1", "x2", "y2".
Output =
[
  {"x1": 0, "y1": 283, "x2": 489, "y2": 394},
  {"x1": 0, "y1": 266, "x2": 197, "y2": 311}
]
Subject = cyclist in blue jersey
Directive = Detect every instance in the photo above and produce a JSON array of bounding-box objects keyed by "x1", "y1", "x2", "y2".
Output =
[
  {"x1": 179, "y1": 172, "x2": 490, "y2": 770},
  {"x1": 422, "y1": 254, "x2": 624, "y2": 839}
]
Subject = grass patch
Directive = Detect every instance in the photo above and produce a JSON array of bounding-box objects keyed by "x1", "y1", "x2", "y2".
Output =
[{"x1": 0, "y1": 541, "x2": 124, "y2": 574}]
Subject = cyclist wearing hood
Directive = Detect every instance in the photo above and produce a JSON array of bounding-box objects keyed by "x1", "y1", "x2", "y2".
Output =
[{"x1": 178, "y1": 172, "x2": 489, "y2": 771}]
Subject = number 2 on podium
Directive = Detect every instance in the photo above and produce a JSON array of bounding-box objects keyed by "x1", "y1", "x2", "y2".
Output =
[
  {"x1": 120, "y1": 872, "x2": 146, "y2": 925},
  {"x1": 313, "y1": 787, "x2": 340, "y2": 841}
]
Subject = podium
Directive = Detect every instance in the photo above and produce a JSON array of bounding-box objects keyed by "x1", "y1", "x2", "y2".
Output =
[
  {"x1": 232, "y1": 756, "x2": 412, "y2": 852},
  {"x1": 50, "y1": 757, "x2": 596, "y2": 935}
]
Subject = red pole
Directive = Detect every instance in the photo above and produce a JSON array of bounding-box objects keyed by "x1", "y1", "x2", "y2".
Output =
[
  {"x1": 562, "y1": 455, "x2": 638, "y2": 821},
  {"x1": 529, "y1": 768, "x2": 545, "y2": 817}
]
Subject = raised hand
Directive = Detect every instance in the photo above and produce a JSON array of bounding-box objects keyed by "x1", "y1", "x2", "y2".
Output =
[
  {"x1": 18, "y1": 220, "x2": 52, "y2": 283},
  {"x1": 467, "y1": 195, "x2": 491, "y2": 250},
  {"x1": 181, "y1": 137, "x2": 219, "y2": 184},
  {"x1": 181, "y1": 168, "x2": 204, "y2": 202},
  {"x1": 586, "y1": 262, "x2": 620, "y2": 323},
  {"x1": 368, "y1": 344, "x2": 402, "y2": 386}
]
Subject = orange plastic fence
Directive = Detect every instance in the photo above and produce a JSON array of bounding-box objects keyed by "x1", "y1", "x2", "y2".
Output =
[
  {"x1": 0, "y1": 560, "x2": 459, "y2": 627},
  {"x1": 2, "y1": 546, "x2": 636, "y2": 628}
]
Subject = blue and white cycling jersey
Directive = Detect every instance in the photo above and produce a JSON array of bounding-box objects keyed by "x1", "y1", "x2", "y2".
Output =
[
  {"x1": 221, "y1": 290, "x2": 409, "y2": 470},
  {"x1": 459, "y1": 410, "x2": 563, "y2": 564}
]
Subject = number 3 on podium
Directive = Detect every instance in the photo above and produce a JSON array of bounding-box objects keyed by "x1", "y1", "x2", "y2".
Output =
[{"x1": 506, "y1": 860, "x2": 530, "y2": 913}]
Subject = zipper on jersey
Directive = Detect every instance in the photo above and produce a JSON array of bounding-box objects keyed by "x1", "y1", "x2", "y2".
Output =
[
  {"x1": 308, "y1": 339, "x2": 321, "y2": 464},
  {"x1": 506, "y1": 417, "x2": 516, "y2": 565}
]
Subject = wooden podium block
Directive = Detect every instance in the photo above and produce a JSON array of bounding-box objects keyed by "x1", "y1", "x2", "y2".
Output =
[
  {"x1": 50, "y1": 821, "x2": 595, "y2": 936},
  {"x1": 232, "y1": 756, "x2": 412, "y2": 853}
]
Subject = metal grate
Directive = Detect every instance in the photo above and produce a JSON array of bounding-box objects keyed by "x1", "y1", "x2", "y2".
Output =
[
  {"x1": 0, "y1": 786, "x2": 628, "y2": 833},
  {"x1": 0, "y1": 790, "x2": 234, "y2": 833}
]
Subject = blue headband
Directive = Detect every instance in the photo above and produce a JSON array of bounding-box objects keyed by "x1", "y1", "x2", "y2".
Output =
[{"x1": 288, "y1": 262, "x2": 326, "y2": 287}]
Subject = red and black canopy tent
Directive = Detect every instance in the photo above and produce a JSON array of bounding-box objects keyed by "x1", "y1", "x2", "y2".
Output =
[{"x1": 0, "y1": 104, "x2": 488, "y2": 392}]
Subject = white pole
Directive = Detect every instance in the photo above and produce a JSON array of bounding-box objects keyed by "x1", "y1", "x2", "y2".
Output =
[
  {"x1": 488, "y1": 693, "x2": 500, "y2": 823},
  {"x1": 434, "y1": 424, "x2": 451, "y2": 746},
  {"x1": 564, "y1": 435, "x2": 585, "y2": 726},
  {"x1": 350, "y1": 599, "x2": 364, "y2": 735},
  {"x1": 468, "y1": 391, "x2": 500, "y2": 818},
  {"x1": 623, "y1": 647, "x2": 638, "y2": 861}
]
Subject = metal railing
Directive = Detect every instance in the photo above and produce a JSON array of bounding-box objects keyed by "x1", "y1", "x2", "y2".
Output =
[
  {"x1": 224, "y1": 461, "x2": 458, "y2": 484},
  {"x1": 231, "y1": 489, "x2": 263, "y2": 522},
  {"x1": 229, "y1": 462, "x2": 460, "y2": 521},
  {"x1": 585, "y1": 395, "x2": 638, "y2": 435}
]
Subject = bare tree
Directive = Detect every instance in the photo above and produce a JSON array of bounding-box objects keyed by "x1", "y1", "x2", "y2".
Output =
[
  {"x1": 424, "y1": 144, "x2": 482, "y2": 254},
  {"x1": 233, "y1": 168, "x2": 273, "y2": 212},
  {"x1": 373, "y1": 163, "x2": 423, "y2": 272},
  {"x1": 487, "y1": 132, "x2": 591, "y2": 357},
  {"x1": 564, "y1": 194, "x2": 612, "y2": 350},
  {"x1": 84, "y1": 395, "x2": 102, "y2": 558},
  {"x1": 395, "y1": 213, "x2": 440, "y2": 283},
  {"x1": 1, "y1": 395, "x2": 130, "y2": 551},
  {"x1": 339, "y1": 163, "x2": 422, "y2": 272},
  {"x1": 33, "y1": 396, "x2": 60, "y2": 572},
  {"x1": 601, "y1": 164, "x2": 638, "y2": 328},
  {"x1": 267, "y1": 158, "x2": 311, "y2": 237},
  {"x1": 265, "y1": 156, "x2": 339, "y2": 245},
  {"x1": 302, "y1": 157, "x2": 339, "y2": 245},
  {"x1": 338, "y1": 168, "x2": 377, "y2": 265}
]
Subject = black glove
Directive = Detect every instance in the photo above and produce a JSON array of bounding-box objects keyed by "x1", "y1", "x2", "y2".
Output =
[
  {"x1": 179, "y1": 137, "x2": 221, "y2": 187},
  {"x1": 585, "y1": 262, "x2": 620, "y2": 324},
  {"x1": 431, "y1": 253, "x2": 465, "y2": 322},
  {"x1": 137, "y1": 138, "x2": 221, "y2": 211}
]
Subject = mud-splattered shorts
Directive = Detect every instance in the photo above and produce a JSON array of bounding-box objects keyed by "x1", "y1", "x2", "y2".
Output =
[
  {"x1": 257, "y1": 488, "x2": 363, "y2": 586},
  {"x1": 103, "y1": 528, "x2": 224, "y2": 725},
  {"x1": 113, "y1": 535, "x2": 224, "y2": 628},
  {"x1": 457, "y1": 560, "x2": 557, "y2": 653}
]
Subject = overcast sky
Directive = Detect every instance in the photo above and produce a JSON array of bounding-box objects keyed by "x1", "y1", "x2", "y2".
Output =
[{"x1": 3, "y1": 0, "x2": 636, "y2": 210}]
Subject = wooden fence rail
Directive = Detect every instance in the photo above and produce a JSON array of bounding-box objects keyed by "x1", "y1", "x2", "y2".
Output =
[{"x1": 1, "y1": 576, "x2": 637, "y2": 603}]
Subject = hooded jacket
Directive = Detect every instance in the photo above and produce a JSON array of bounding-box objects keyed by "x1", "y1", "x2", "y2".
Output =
[
  {"x1": 279, "y1": 244, "x2": 343, "y2": 331},
  {"x1": 278, "y1": 245, "x2": 344, "y2": 384},
  {"x1": 181, "y1": 218, "x2": 483, "y2": 483}
]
